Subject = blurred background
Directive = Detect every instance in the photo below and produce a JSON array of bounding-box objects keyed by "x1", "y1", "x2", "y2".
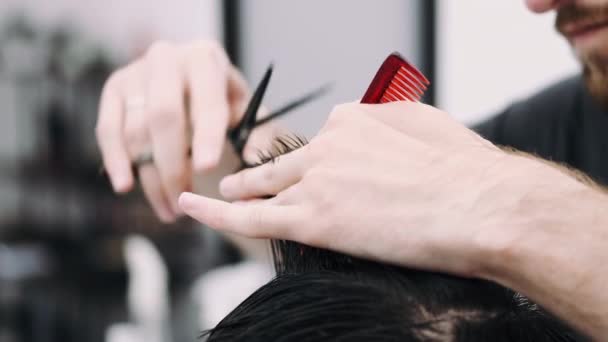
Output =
[{"x1": 0, "y1": 1, "x2": 578, "y2": 341}]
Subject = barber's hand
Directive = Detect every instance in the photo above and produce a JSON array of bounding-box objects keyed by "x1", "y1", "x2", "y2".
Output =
[
  {"x1": 178, "y1": 102, "x2": 551, "y2": 275},
  {"x1": 96, "y1": 41, "x2": 255, "y2": 222}
]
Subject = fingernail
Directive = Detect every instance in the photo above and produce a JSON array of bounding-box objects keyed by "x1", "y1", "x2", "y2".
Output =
[
  {"x1": 112, "y1": 176, "x2": 131, "y2": 193},
  {"x1": 178, "y1": 192, "x2": 198, "y2": 211}
]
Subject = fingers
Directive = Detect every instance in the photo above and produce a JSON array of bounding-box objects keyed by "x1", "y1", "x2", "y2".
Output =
[
  {"x1": 179, "y1": 192, "x2": 301, "y2": 238},
  {"x1": 122, "y1": 65, "x2": 176, "y2": 222},
  {"x1": 96, "y1": 71, "x2": 134, "y2": 192},
  {"x1": 145, "y1": 42, "x2": 190, "y2": 213},
  {"x1": 140, "y1": 165, "x2": 178, "y2": 222},
  {"x1": 226, "y1": 65, "x2": 251, "y2": 124},
  {"x1": 184, "y1": 42, "x2": 232, "y2": 171},
  {"x1": 97, "y1": 39, "x2": 254, "y2": 223},
  {"x1": 219, "y1": 146, "x2": 309, "y2": 200}
]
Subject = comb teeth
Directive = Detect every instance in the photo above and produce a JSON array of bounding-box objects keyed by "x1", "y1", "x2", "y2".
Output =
[
  {"x1": 361, "y1": 53, "x2": 429, "y2": 105},
  {"x1": 379, "y1": 65, "x2": 428, "y2": 103}
]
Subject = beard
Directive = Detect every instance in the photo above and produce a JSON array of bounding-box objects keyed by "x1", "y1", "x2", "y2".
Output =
[
  {"x1": 556, "y1": 3, "x2": 608, "y2": 109},
  {"x1": 581, "y1": 54, "x2": 608, "y2": 109}
]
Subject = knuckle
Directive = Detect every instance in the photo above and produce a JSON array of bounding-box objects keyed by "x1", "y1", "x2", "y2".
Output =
[
  {"x1": 301, "y1": 132, "x2": 340, "y2": 156},
  {"x1": 402, "y1": 101, "x2": 447, "y2": 120},
  {"x1": 236, "y1": 170, "x2": 251, "y2": 190},
  {"x1": 148, "y1": 102, "x2": 183, "y2": 129},
  {"x1": 99, "y1": 70, "x2": 125, "y2": 103},
  {"x1": 243, "y1": 167, "x2": 273, "y2": 194},
  {"x1": 305, "y1": 165, "x2": 324, "y2": 179},
  {"x1": 304, "y1": 139, "x2": 325, "y2": 161},
  {"x1": 145, "y1": 42, "x2": 179, "y2": 67},
  {"x1": 94, "y1": 122, "x2": 110, "y2": 142},
  {"x1": 104, "y1": 70, "x2": 124, "y2": 91},
  {"x1": 191, "y1": 104, "x2": 228, "y2": 127},
  {"x1": 409, "y1": 101, "x2": 438, "y2": 114},
  {"x1": 323, "y1": 103, "x2": 364, "y2": 133},
  {"x1": 247, "y1": 207, "x2": 265, "y2": 230},
  {"x1": 300, "y1": 167, "x2": 325, "y2": 191},
  {"x1": 123, "y1": 124, "x2": 145, "y2": 148},
  {"x1": 271, "y1": 192, "x2": 289, "y2": 206},
  {"x1": 309, "y1": 133, "x2": 340, "y2": 158},
  {"x1": 327, "y1": 104, "x2": 350, "y2": 122},
  {"x1": 391, "y1": 100, "x2": 417, "y2": 111},
  {"x1": 197, "y1": 40, "x2": 226, "y2": 59},
  {"x1": 196, "y1": 40, "x2": 223, "y2": 56},
  {"x1": 333, "y1": 102, "x2": 353, "y2": 112},
  {"x1": 301, "y1": 170, "x2": 336, "y2": 210},
  {"x1": 146, "y1": 41, "x2": 174, "y2": 59},
  {"x1": 260, "y1": 165, "x2": 274, "y2": 183},
  {"x1": 434, "y1": 107, "x2": 452, "y2": 120},
  {"x1": 187, "y1": 40, "x2": 228, "y2": 68}
]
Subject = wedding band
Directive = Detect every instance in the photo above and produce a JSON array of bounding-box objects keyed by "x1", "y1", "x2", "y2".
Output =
[
  {"x1": 132, "y1": 150, "x2": 154, "y2": 168},
  {"x1": 125, "y1": 96, "x2": 146, "y2": 112}
]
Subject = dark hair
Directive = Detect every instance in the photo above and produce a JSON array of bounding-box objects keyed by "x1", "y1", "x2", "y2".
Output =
[{"x1": 203, "y1": 136, "x2": 587, "y2": 341}]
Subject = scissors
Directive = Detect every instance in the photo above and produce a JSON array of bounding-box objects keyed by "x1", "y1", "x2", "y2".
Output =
[
  {"x1": 227, "y1": 63, "x2": 328, "y2": 168},
  {"x1": 227, "y1": 64, "x2": 274, "y2": 166},
  {"x1": 104, "y1": 64, "x2": 328, "y2": 177}
]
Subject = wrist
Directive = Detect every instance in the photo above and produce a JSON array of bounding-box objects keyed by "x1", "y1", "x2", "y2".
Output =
[
  {"x1": 471, "y1": 154, "x2": 606, "y2": 283},
  {"x1": 480, "y1": 171, "x2": 608, "y2": 338}
]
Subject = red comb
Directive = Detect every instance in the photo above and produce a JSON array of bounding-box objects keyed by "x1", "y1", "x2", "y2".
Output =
[{"x1": 361, "y1": 53, "x2": 430, "y2": 104}]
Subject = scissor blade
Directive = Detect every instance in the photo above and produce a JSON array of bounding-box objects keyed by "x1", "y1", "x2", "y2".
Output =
[
  {"x1": 254, "y1": 83, "x2": 332, "y2": 127},
  {"x1": 229, "y1": 64, "x2": 273, "y2": 154}
]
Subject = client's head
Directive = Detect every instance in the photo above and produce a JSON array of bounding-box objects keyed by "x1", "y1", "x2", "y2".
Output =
[{"x1": 204, "y1": 135, "x2": 586, "y2": 342}]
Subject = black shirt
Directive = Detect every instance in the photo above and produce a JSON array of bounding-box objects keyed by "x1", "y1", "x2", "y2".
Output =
[{"x1": 474, "y1": 75, "x2": 608, "y2": 186}]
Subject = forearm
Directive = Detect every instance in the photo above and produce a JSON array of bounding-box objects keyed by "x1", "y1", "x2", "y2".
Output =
[{"x1": 478, "y1": 156, "x2": 608, "y2": 339}]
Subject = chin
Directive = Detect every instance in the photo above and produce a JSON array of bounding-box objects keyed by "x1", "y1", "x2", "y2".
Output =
[
  {"x1": 575, "y1": 44, "x2": 608, "y2": 63},
  {"x1": 570, "y1": 34, "x2": 608, "y2": 109},
  {"x1": 583, "y1": 59, "x2": 608, "y2": 110}
]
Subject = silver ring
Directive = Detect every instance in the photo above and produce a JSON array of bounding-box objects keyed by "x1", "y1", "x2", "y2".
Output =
[
  {"x1": 132, "y1": 150, "x2": 154, "y2": 168},
  {"x1": 125, "y1": 96, "x2": 146, "y2": 112}
]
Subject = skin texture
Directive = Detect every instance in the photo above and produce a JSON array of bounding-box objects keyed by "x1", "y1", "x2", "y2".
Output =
[
  {"x1": 96, "y1": 41, "x2": 280, "y2": 222},
  {"x1": 179, "y1": 102, "x2": 608, "y2": 339},
  {"x1": 96, "y1": 1, "x2": 608, "y2": 338},
  {"x1": 96, "y1": 41, "x2": 245, "y2": 221}
]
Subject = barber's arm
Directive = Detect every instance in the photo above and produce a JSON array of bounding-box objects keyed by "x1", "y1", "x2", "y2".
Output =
[
  {"x1": 483, "y1": 177, "x2": 608, "y2": 340},
  {"x1": 179, "y1": 101, "x2": 608, "y2": 339}
]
